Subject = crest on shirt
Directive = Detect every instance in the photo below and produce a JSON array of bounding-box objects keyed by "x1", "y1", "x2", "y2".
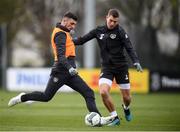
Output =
[
  {"x1": 125, "y1": 34, "x2": 128, "y2": 39},
  {"x1": 99, "y1": 34, "x2": 104, "y2": 40},
  {"x1": 53, "y1": 77, "x2": 59, "y2": 83},
  {"x1": 110, "y1": 34, "x2": 116, "y2": 39}
]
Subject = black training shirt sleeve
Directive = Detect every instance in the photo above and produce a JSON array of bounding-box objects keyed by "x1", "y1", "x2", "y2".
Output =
[
  {"x1": 73, "y1": 29, "x2": 96, "y2": 45},
  {"x1": 54, "y1": 32, "x2": 72, "y2": 70},
  {"x1": 120, "y1": 29, "x2": 139, "y2": 63}
]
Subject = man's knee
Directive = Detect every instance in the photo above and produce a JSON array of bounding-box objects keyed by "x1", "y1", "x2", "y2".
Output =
[
  {"x1": 99, "y1": 84, "x2": 110, "y2": 99},
  {"x1": 100, "y1": 88, "x2": 108, "y2": 97},
  {"x1": 82, "y1": 87, "x2": 95, "y2": 99},
  {"x1": 43, "y1": 94, "x2": 53, "y2": 102},
  {"x1": 122, "y1": 94, "x2": 131, "y2": 103}
]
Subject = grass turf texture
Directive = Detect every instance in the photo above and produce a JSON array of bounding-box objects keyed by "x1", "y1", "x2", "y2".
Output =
[{"x1": 0, "y1": 90, "x2": 180, "y2": 131}]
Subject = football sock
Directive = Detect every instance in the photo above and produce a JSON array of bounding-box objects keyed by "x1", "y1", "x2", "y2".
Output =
[
  {"x1": 123, "y1": 104, "x2": 130, "y2": 110},
  {"x1": 110, "y1": 111, "x2": 118, "y2": 117}
]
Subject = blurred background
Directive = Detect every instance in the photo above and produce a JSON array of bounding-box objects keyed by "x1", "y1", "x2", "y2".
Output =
[{"x1": 0, "y1": 0, "x2": 180, "y2": 93}]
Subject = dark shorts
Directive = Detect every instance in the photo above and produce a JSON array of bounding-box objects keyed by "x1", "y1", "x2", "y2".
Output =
[{"x1": 100, "y1": 67, "x2": 130, "y2": 84}]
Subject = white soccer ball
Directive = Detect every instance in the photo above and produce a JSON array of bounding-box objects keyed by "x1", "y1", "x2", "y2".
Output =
[{"x1": 85, "y1": 112, "x2": 101, "y2": 126}]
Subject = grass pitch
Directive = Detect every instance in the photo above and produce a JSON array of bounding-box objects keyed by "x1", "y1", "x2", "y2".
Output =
[{"x1": 0, "y1": 90, "x2": 180, "y2": 131}]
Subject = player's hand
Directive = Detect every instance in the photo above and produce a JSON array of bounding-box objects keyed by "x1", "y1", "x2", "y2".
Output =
[
  {"x1": 69, "y1": 67, "x2": 78, "y2": 76},
  {"x1": 134, "y1": 63, "x2": 143, "y2": 72}
]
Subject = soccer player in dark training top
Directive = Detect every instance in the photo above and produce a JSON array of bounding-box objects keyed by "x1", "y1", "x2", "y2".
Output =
[{"x1": 74, "y1": 8, "x2": 143, "y2": 126}]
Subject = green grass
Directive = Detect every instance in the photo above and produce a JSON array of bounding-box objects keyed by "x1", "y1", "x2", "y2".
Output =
[{"x1": 0, "y1": 90, "x2": 180, "y2": 131}]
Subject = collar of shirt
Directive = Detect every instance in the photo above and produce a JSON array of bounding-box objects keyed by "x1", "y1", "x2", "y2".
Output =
[{"x1": 56, "y1": 23, "x2": 70, "y2": 32}]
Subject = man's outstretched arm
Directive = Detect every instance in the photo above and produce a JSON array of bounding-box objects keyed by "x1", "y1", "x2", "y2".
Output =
[{"x1": 73, "y1": 29, "x2": 96, "y2": 45}]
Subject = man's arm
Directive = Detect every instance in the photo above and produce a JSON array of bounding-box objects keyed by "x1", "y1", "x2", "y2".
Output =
[
  {"x1": 73, "y1": 29, "x2": 96, "y2": 45},
  {"x1": 120, "y1": 28, "x2": 143, "y2": 72},
  {"x1": 55, "y1": 32, "x2": 78, "y2": 75}
]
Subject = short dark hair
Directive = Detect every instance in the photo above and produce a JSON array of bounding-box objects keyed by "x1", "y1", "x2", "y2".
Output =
[
  {"x1": 107, "y1": 9, "x2": 120, "y2": 18},
  {"x1": 63, "y1": 12, "x2": 78, "y2": 21}
]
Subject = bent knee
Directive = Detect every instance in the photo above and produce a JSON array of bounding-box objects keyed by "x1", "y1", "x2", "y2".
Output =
[
  {"x1": 99, "y1": 88, "x2": 110, "y2": 99},
  {"x1": 82, "y1": 88, "x2": 95, "y2": 99},
  {"x1": 123, "y1": 95, "x2": 131, "y2": 102},
  {"x1": 43, "y1": 94, "x2": 53, "y2": 102}
]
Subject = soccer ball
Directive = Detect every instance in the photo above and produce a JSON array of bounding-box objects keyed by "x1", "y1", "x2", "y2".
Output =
[{"x1": 85, "y1": 112, "x2": 101, "y2": 126}]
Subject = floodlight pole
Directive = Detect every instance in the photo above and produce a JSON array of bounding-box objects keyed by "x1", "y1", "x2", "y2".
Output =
[
  {"x1": 84, "y1": 0, "x2": 96, "y2": 68},
  {"x1": 1, "y1": 23, "x2": 7, "y2": 89}
]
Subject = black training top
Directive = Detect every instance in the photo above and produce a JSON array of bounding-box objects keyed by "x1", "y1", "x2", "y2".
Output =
[{"x1": 74, "y1": 25, "x2": 139, "y2": 69}]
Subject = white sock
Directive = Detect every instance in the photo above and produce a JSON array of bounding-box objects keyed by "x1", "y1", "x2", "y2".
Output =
[
  {"x1": 123, "y1": 104, "x2": 130, "y2": 110},
  {"x1": 110, "y1": 111, "x2": 118, "y2": 117}
]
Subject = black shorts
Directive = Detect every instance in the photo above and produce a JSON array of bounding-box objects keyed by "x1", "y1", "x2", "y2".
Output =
[{"x1": 100, "y1": 67, "x2": 130, "y2": 84}]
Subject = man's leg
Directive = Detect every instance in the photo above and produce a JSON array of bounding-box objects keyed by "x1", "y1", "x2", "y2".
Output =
[
  {"x1": 66, "y1": 75, "x2": 116, "y2": 126},
  {"x1": 21, "y1": 75, "x2": 64, "y2": 102},
  {"x1": 115, "y1": 69, "x2": 132, "y2": 122},
  {"x1": 119, "y1": 84, "x2": 132, "y2": 121},
  {"x1": 65, "y1": 75, "x2": 101, "y2": 115},
  {"x1": 8, "y1": 73, "x2": 64, "y2": 107},
  {"x1": 99, "y1": 78, "x2": 120, "y2": 126},
  {"x1": 120, "y1": 88, "x2": 131, "y2": 107},
  {"x1": 99, "y1": 83, "x2": 115, "y2": 115}
]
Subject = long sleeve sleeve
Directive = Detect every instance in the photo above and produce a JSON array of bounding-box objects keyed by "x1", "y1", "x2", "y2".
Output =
[
  {"x1": 73, "y1": 29, "x2": 96, "y2": 45},
  {"x1": 120, "y1": 28, "x2": 139, "y2": 63},
  {"x1": 54, "y1": 32, "x2": 72, "y2": 70}
]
